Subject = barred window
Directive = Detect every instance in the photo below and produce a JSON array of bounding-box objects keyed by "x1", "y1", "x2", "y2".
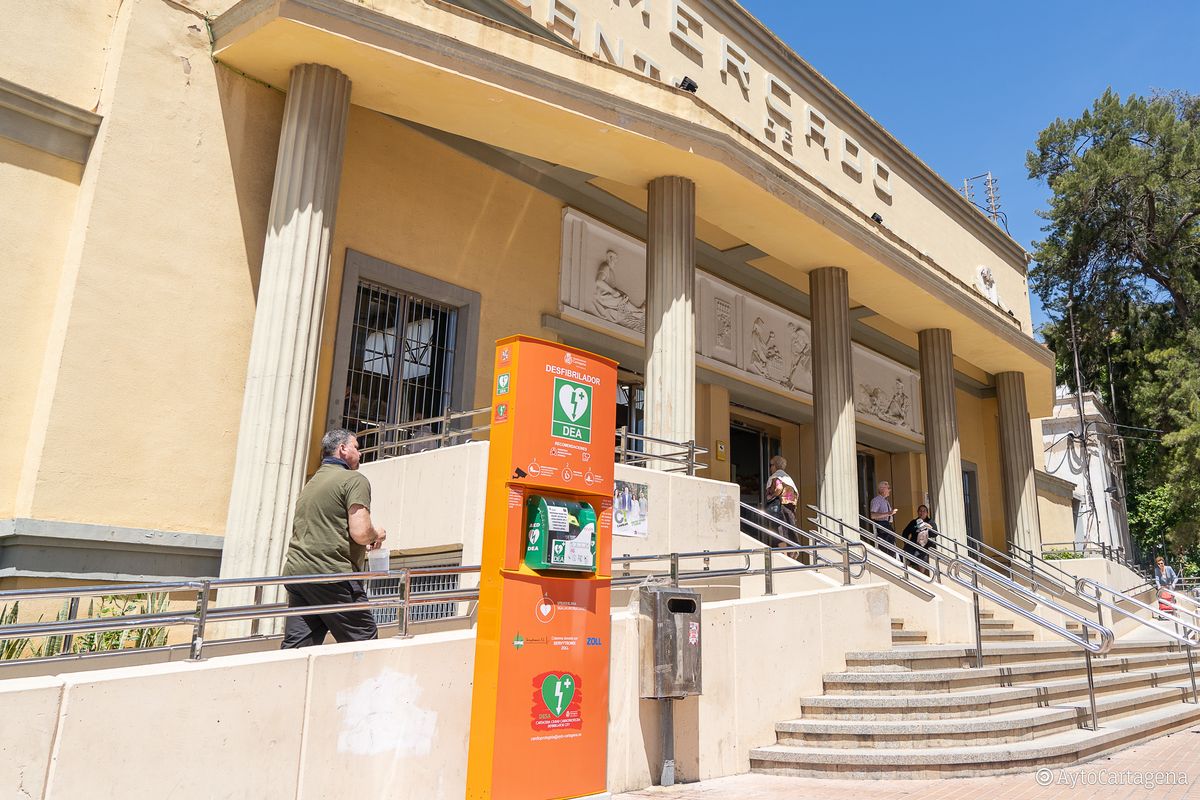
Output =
[{"x1": 341, "y1": 281, "x2": 459, "y2": 463}]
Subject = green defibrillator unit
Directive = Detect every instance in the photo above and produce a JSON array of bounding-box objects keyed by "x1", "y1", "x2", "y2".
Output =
[{"x1": 524, "y1": 495, "x2": 598, "y2": 573}]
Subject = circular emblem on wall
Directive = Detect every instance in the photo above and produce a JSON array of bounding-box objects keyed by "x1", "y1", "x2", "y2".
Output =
[{"x1": 535, "y1": 593, "x2": 557, "y2": 624}]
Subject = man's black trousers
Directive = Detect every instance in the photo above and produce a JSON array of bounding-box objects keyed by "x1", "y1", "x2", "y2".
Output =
[{"x1": 281, "y1": 579, "x2": 378, "y2": 649}]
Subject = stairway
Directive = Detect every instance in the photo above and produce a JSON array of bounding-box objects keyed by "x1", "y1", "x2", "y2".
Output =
[{"x1": 750, "y1": 632, "x2": 1200, "y2": 779}]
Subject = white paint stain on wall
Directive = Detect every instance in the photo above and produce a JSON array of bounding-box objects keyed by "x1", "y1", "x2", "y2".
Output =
[{"x1": 336, "y1": 669, "x2": 437, "y2": 756}]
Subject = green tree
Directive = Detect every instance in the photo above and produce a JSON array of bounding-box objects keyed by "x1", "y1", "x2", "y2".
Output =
[{"x1": 1027, "y1": 89, "x2": 1200, "y2": 565}]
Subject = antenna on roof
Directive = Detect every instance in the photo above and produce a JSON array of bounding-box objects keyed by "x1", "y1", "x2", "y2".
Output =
[{"x1": 959, "y1": 171, "x2": 1003, "y2": 226}]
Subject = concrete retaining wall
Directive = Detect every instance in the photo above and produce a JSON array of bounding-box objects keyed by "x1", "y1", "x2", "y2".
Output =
[{"x1": 0, "y1": 581, "x2": 890, "y2": 799}]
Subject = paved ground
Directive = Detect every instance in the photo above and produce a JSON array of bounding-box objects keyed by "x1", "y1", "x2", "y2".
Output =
[{"x1": 615, "y1": 724, "x2": 1200, "y2": 799}]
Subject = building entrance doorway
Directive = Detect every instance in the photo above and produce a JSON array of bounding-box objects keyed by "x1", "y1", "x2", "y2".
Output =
[{"x1": 729, "y1": 421, "x2": 781, "y2": 510}]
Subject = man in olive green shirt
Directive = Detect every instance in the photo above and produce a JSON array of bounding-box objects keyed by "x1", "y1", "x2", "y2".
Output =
[{"x1": 281, "y1": 429, "x2": 387, "y2": 648}]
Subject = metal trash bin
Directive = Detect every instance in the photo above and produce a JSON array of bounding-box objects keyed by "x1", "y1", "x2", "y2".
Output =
[{"x1": 639, "y1": 585, "x2": 702, "y2": 698}]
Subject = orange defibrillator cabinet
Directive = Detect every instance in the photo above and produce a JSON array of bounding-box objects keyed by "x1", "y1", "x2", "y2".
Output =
[{"x1": 466, "y1": 336, "x2": 617, "y2": 800}]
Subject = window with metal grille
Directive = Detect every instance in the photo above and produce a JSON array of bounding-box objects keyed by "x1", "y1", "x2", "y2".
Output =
[
  {"x1": 341, "y1": 281, "x2": 459, "y2": 463},
  {"x1": 365, "y1": 562, "x2": 461, "y2": 625}
]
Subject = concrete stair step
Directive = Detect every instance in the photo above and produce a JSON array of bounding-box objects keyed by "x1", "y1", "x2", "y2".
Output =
[
  {"x1": 890, "y1": 618, "x2": 905, "y2": 631},
  {"x1": 981, "y1": 630, "x2": 1037, "y2": 641},
  {"x1": 844, "y1": 640, "x2": 1171, "y2": 672},
  {"x1": 979, "y1": 619, "x2": 1015, "y2": 630},
  {"x1": 750, "y1": 700, "x2": 1200, "y2": 778},
  {"x1": 798, "y1": 662, "x2": 1199, "y2": 720},
  {"x1": 775, "y1": 683, "x2": 1195, "y2": 748},
  {"x1": 890, "y1": 630, "x2": 927, "y2": 643},
  {"x1": 821, "y1": 650, "x2": 1188, "y2": 695}
]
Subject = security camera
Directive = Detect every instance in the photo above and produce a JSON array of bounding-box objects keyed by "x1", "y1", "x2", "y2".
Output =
[{"x1": 677, "y1": 76, "x2": 699, "y2": 93}]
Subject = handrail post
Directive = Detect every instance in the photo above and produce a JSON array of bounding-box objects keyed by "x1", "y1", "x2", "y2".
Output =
[
  {"x1": 1092, "y1": 584, "x2": 1105, "y2": 630},
  {"x1": 618, "y1": 426, "x2": 628, "y2": 465},
  {"x1": 687, "y1": 440, "x2": 696, "y2": 477},
  {"x1": 972, "y1": 569, "x2": 984, "y2": 668},
  {"x1": 60, "y1": 596, "x2": 81, "y2": 654},
  {"x1": 189, "y1": 580, "x2": 211, "y2": 661},
  {"x1": 763, "y1": 548, "x2": 775, "y2": 596},
  {"x1": 1188, "y1": 645, "x2": 1199, "y2": 705},
  {"x1": 622, "y1": 554, "x2": 631, "y2": 579},
  {"x1": 842, "y1": 544, "x2": 852, "y2": 586},
  {"x1": 1084, "y1": 649, "x2": 1099, "y2": 730},
  {"x1": 250, "y1": 585, "x2": 264, "y2": 637},
  {"x1": 397, "y1": 568, "x2": 411, "y2": 639},
  {"x1": 669, "y1": 553, "x2": 680, "y2": 587}
]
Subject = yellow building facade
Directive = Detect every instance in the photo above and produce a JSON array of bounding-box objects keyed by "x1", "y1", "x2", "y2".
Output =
[{"x1": 1, "y1": 0, "x2": 1055, "y2": 583}]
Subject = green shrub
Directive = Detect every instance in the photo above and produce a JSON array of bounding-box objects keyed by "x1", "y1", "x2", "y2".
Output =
[
  {"x1": 1042, "y1": 549, "x2": 1084, "y2": 561},
  {"x1": 1, "y1": 593, "x2": 170, "y2": 661}
]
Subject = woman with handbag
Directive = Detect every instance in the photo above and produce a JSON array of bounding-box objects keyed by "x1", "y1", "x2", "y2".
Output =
[
  {"x1": 765, "y1": 455, "x2": 799, "y2": 532},
  {"x1": 901, "y1": 505, "x2": 936, "y2": 576}
]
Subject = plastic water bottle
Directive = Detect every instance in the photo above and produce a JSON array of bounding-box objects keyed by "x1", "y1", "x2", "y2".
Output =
[{"x1": 367, "y1": 547, "x2": 390, "y2": 573}]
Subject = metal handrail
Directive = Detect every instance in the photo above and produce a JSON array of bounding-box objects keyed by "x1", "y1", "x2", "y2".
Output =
[
  {"x1": 357, "y1": 410, "x2": 714, "y2": 477},
  {"x1": 855, "y1": 516, "x2": 937, "y2": 586},
  {"x1": 1113, "y1": 580, "x2": 1200, "y2": 629},
  {"x1": 615, "y1": 427, "x2": 708, "y2": 476},
  {"x1": 1008, "y1": 541, "x2": 1087, "y2": 590},
  {"x1": 945, "y1": 557, "x2": 1113, "y2": 730},
  {"x1": 358, "y1": 407, "x2": 492, "y2": 459},
  {"x1": 894, "y1": 529, "x2": 1112, "y2": 644},
  {"x1": 614, "y1": 539, "x2": 867, "y2": 594},
  {"x1": 1075, "y1": 577, "x2": 1200, "y2": 705},
  {"x1": 1002, "y1": 542, "x2": 1200, "y2": 642},
  {"x1": 844, "y1": 514, "x2": 1115, "y2": 729},
  {"x1": 0, "y1": 533, "x2": 864, "y2": 665},
  {"x1": 1042, "y1": 541, "x2": 1145, "y2": 575},
  {"x1": 903, "y1": 526, "x2": 1076, "y2": 604},
  {"x1": 1076, "y1": 576, "x2": 1200, "y2": 642},
  {"x1": 738, "y1": 502, "x2": 867, "y2": 575},
  {"x1": 804, "y1": 507, "x2": 934, "y2": 600},
  {"x1": 810, "y1": 507, "x2": 927, "y2": 582}
]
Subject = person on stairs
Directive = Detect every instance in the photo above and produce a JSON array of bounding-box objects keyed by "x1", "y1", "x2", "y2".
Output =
[
  {"x1": 869, "y1": 481, "x2": 898, "y2": 557},
  {"x1": 765, "y1": 455, "x2": 799, "y2": 538},
  {"x1": 901, "y1": 505, "x2": 937, "y2": 576},
  {"x1": 1155, "y1": 556, "x2": 1180, "y2": 592}
]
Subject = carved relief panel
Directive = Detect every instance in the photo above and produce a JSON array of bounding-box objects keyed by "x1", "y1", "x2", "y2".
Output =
[
  {"x1": 740, "y1": 294, "x2": 812, "y2": 394},
  {"x1": 851, "y1": 345, "x2": 923, "y2": 435},
  {"x1": 696, "y1": 271, "x2": 740, "y2": 367},
  {"x1": 560, "y1": 208, "x2": 647, "y2": 335},
  {"x1": 562, "y1": 208, "x2": 923, "y2": 439}
]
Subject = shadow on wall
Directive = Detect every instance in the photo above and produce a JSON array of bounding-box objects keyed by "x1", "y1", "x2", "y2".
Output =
[
  {"x1": 215, "y1": 64, "x2": 285, "y2": 301},
  {"x1": 0, "y1": 138, "x2": 84, "y2": 183}
]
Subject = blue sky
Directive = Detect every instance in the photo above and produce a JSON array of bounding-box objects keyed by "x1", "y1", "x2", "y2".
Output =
[{"x1": 739, "y1": 1, "x2": 1200, "y2": 336}]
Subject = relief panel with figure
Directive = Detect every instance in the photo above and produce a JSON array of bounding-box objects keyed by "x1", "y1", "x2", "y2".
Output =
[{"x1": 561, "y1": 208, "x2": 923, "y2": 439}]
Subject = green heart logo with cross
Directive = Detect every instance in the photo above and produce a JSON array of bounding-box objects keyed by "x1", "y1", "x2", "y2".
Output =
[
  {"x1": 551, "y1": 378, "x2": 592, "y2": 442},
  {"x1": 558, "y1": 384, "x2": 589, "y2": 422},
  {"x1": 540, "y1": 673, "x2": 575, "y2": 717}
]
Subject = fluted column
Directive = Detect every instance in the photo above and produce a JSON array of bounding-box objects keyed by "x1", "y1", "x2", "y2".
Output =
[
  {"x1": 919, "y1": 328, "x2": 966, "y2": 545},
  {"x1": 644, "y1": 176, "x2": 696, "y2": 464},
  {"x1": 811, "y1": 268, "x2": 859, "y2": 531},
  {"x1": 221, "y1": 64, "x2": 352, "y2": 587},
  {"x1": 997, "y1": 371, "x2": 1042, "y2": 552}
]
